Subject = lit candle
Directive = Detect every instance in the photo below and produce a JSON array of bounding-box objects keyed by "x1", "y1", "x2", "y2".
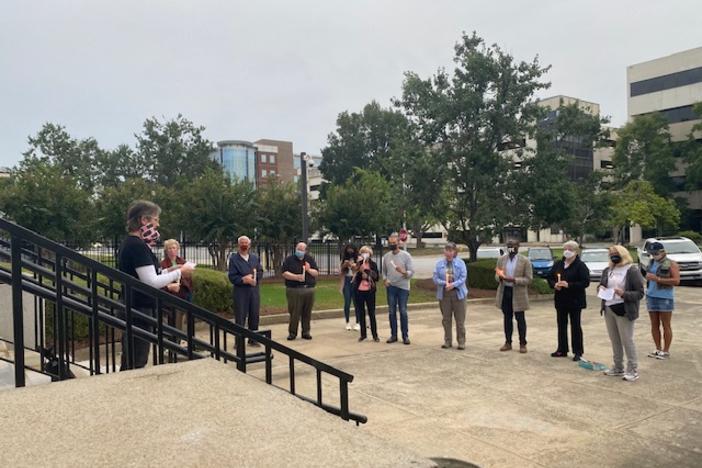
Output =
[{"x1": 557, "y1": 273, "x2": 561, "y2": 282}]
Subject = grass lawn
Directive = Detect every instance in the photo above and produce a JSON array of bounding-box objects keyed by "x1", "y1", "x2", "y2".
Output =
[{"x1": 258, "y1": 277, "x2": 438, "y2": 315}]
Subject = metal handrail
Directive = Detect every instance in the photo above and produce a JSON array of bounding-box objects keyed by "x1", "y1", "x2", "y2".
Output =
[{"x1": 0, "y1": 217, "x2": 367, "y2": 425}]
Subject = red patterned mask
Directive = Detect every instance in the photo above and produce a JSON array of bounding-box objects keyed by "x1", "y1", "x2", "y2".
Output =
[{"x1": 140, "y1": 223, "x2": 160, "y2": 245}]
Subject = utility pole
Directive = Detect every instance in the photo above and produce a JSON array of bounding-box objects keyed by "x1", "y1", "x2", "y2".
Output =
[{"x1": 300, "y1": 152, "x2": 310, "y2": 243}]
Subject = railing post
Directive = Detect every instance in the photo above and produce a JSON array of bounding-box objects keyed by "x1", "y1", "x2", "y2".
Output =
[
  {"x1": 11, "y1": 234, "x2": 25, "y2": 387},
  {"x1": 55, "y1": 253, "x2": 68, "y2": 380},
  {"x1": 340, "y1": 379, "x2": 349, "y2": 421},
  {"x1": 156, "y1": 297, "x2": 164, "y2": 365},
  {"x1": 123, "y1": 286, "x2": 133, "y2": 370},
  {"x1": 187, "y1": 311, "x2": 194, "y2": 360},
  {"x1": 90, "y1": 270, "x2": 101, "y2": 374},
  {"x1": 236, "y1": 332, "x2": 247, "y2": 373}
]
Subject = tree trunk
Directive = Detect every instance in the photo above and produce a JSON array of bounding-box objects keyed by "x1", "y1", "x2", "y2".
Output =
[{"x1": 467, "y1": 238, "x2": 480, "y2": 263}]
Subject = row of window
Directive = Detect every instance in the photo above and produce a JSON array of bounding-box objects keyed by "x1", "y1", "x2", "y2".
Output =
[
  {"x1": 259, "y1": 153, "x2": 277, "y2": 164},
  {"x1": 634, "y1": 104, "x2": 699, "y2": 125},
  {"x1": 630, "y1": 66, "x2": 702, "y2": 97}
]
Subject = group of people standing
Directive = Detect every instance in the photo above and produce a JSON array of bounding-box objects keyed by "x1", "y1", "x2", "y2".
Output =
[{"x1": 118, "y1": 200, "x2": 681, "y2": 383}]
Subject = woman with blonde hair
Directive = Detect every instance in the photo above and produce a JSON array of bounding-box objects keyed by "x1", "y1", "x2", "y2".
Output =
[
  {"x1": 597, "y1": 245, "x2": 644, "y2": 382},
  {"x1": 352, "y1": 245, "x2": 380, "y2": 342}
]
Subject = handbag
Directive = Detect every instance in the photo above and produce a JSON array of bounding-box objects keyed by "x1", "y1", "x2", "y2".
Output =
[{"x1": 608, "y1": 302, "x2": 626, "y2": 317}]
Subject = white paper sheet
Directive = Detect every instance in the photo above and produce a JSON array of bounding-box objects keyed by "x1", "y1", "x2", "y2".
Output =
[
  {"x1": 184, "y1": 261, "x2": 197, "y2": 269},
  {"x1": 597, "y1": 287, "x2": 615, "y2": 301}
]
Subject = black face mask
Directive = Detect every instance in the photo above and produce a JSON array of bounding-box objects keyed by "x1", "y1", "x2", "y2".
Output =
[
  {"x1": 610, "y1": 255, "x2": 622, "y2": 264},
  {"x1": 389, "y1": 243, "x2": 398, "y2": 251}
]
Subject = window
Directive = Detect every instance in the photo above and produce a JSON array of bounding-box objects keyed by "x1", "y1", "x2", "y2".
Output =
[
  {"x1": 269, "y1": 154, "x2": 276, "y2": 164},
  {"x1": 261, "y1": 169, "x2": 268, "y2": 177},
  {"x1": 634, "y1": 105, "x2": 699, "y2": 125},
  {"x1": 269, "y1": 170, "x2": 276, "y2": 176},
  {"x1": 260, "y1": 154, "x2": 267, "y2": 164},
  {"x1": 630, "y1": 66, "x2": 702, "y2": 97},
  {"x1": 600, "y1": 160, "x2": 614, "y2": 170}
]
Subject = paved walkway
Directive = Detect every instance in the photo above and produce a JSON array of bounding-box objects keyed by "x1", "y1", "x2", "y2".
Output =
[{"x1": 252, "y1": 285, "x2": 702, "y2": 467}]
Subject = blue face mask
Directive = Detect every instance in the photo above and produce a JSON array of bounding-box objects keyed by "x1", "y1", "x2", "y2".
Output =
[{"x1": 295, "y1": 250, "x2": 305, "y2": 259}]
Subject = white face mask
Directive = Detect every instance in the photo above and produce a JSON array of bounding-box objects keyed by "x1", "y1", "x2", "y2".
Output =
[
  {"x1": 563, "y1": 250, "x2": 576, "y2": 259},
  {"x1": 361, "y1": 253, "x2": 370, "y2": 260}
]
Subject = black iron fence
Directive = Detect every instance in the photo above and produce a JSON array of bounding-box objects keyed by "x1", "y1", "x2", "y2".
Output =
[
  {"x1": 57, "y1": 238, "x2": 385, "y2": 276},
  {"x1": 0, "y1": 218, "x2": 367, "y2": 425}
]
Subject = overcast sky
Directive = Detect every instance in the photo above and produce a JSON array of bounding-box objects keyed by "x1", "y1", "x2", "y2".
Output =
[{"x1": 0, "y1": 0, "x2": 700, "y2": 168}]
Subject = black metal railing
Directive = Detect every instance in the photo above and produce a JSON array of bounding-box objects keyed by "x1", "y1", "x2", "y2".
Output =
[{"x1": 0, "y1": 218, "x2": 366, "y2": 425}]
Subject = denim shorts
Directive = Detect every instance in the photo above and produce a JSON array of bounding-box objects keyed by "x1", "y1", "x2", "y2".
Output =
[{"x1": 647, "y1": 296, "x2": 674, "y2": 312}]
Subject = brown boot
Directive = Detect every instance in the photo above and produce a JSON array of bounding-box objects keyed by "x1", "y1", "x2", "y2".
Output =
[
  {"x1": 500, "y1": 343, "x2": 512, "y2": 352},
  {"x1": 520, "y1": 344, "x2": 528, "y2": 354}
]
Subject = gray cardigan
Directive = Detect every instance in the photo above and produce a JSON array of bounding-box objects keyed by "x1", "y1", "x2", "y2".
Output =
[{"x1": 598, "y1": 264, "x2": 645, "y2": 321}]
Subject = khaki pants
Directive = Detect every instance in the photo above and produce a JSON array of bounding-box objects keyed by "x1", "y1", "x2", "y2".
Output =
[
  {"x1": 440, "y1": 289, "x2": 466, "y2": 346},
  {"x1": 286, "y1": 287, "x2": 315, "y2": 337}
]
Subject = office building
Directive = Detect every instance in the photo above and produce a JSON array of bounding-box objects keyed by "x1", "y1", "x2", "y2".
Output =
[
  {"x1": 628, "y1": 46, "x2": 702, "y2": 232},
  {"x1": 255, "y1": 139, "x2": 296, "y2": 187},
  {"x1": 210, "y1": 141, "x2": 258, "y2": 187}
]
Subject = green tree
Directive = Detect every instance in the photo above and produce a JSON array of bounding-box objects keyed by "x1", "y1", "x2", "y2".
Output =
[
  {"x1": 682, "y1": 102, "x2": 702, "y2": 190},
  {"x1": 613, "y1": 113, "x2": 675, "y2": 195},
  {"x1": 319, "y1": 101, "x2": 409, "y2": 185},
  {"x1": 610, "y1": 180, "x2": 680, "y2": 242},
  {"x1": 136, "y1": 114, "x2": 219, "y2": 187},
  {"x1": 397, "y1": 31, "x2": 550, "y2": 261},
  {"x1": 316, "y1": 169, "x2": 394, "y2": 241},
  {"x1": 94, "y1": 144, "x2": 148, "y2": 191},
  {"x1": 21, "y1": 123, "x2": 104, "y2": 193},
  {"x1": 562, "y1": 173, "x2": 613, "y2": 245},
  {"x1": 177, "y1": 169, "x2": 258, "y2": 270},
  {"x1": 0, "y1": 162, "x2": 93, "y2": 243},
  {"x1": 257, "y1": 179, "x2": 303, "y2": 273}
]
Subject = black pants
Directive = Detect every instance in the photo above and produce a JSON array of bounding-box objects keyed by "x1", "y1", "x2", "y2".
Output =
[
  {"x1": 120, "y1": 307, "x2": 153, "y2": 371},
  {"x1": 501, "y1": 287, "x2": 527, "y2": 345},
  {"x1": 556, "y1": 307, "x2": 583, "y2": 355},
  {"x1": 355, "y1": 290, "x2": 378, "y2": 339},
  {"x1": 233, "y1": 286, "x2": 260, "y2": 332}
]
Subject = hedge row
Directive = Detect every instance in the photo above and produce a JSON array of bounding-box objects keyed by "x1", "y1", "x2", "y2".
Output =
[{"x1": 464, "y1": 258, "x2": 553, "y2": 295}]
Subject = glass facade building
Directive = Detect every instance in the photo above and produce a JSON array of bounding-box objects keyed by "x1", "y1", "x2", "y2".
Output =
[{"x1": 211, "y1": 141, "x2": 257, "y2": 187}]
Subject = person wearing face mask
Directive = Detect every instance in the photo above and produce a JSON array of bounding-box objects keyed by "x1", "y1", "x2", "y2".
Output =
[
  {"x1": 339, "y1": 244, "x2": 360, "y2": 331},
  {"x1": 495, "y1": 239, "x2": 533, "y2": 353},
  {"x1": 432, "y1": 242, "x2": 468, "y2": 350},
  {"x1": 598, "y1": 245, "x2": 644, "y2": 382},
  {"x1": 119, "y1": 200, "x2": 193, "y2": 370},
  {"x1": 282, "y1": 242, "x2": 320, "y2": 340},
  {"x1": 547, "y1": 240, "x2": 590, "y2": 361},
  {"x1": 644, "y1": 242, "x2": 680, "y2": 360},
  {"x1": 228, "y1": 235, "x2": 264, "y2": 346},
  {"x1": 160, "y1": 239, "x2": 193, "y2": 344},
  {"x1": 382, "y1": 233, "x2": 415, "y2": 345},
  {"x1": 352, "y1": 246, "x2": 380, "y2": 342}
]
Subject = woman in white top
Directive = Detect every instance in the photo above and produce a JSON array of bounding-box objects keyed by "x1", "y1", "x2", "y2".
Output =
[{"x1": 597, "y1": 245, "x2": 645, "y2": 382}]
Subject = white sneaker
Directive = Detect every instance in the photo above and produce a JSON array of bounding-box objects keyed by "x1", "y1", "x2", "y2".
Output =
[
  {"x1": 604, "y1": 369, "x2": 625, "y2": 377},
  {"x1": 345, "y1": 322, "x2": 352, "y2": 331},
  {"x1": 648, "y1": 350, "x2": 662, "y2": 358},
  {"x1": 353, "y1": 323, "x2": 361, "y2": 331},
  {"x1": 656, "y1": 351, "x2": 670, "y2": 360},
  {"x1": 623, "y1": 372, "x2": 639, "y2": 382}
]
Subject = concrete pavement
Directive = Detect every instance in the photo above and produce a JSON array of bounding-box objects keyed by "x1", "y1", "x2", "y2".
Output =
[{"x1": 253, "y1": 285, "x2": 702, "y2": 467}]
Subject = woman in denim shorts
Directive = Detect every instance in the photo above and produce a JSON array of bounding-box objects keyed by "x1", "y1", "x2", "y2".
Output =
[{"x1": 644, "y1": 242, "x2": 680, "y2": 360}]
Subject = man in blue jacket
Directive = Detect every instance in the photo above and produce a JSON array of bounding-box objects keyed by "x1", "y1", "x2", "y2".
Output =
[
  {"x1": 432, "y1": 242, "x2": 468, "y2": 350},
  {"x1": 228, "y1": 235, "x2": 264, "y2": 346}
]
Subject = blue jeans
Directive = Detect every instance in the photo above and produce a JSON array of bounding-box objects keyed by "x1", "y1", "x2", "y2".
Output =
[
  {"x1": 342, "y1": 276, "x2": 358, "y2": 323},
  {"x1": 387, "y1": 285, "x2": 410, "y2": 339}
]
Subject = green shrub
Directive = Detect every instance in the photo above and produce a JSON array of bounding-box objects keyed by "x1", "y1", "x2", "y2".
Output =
[
  {"x1": 192, "y1": 268, "x2": 232, "y2": 314},
  {"x1": 464, "y1": 258, "x2": 499, "y2": 290},
  {"x1": 531, "y1": 277, "x2": 554, "y2": 295},
  {"x1": 678, "y1": 230, "x2": 702, "y2": 244}
]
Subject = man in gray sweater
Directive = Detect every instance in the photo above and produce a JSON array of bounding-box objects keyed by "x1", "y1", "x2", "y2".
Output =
[{"x1": 382, "y1": 233, "x2": 414, "y2": 344}]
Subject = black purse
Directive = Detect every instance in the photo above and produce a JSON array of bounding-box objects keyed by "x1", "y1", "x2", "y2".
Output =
[{"x1": 609, "y1": 302, "x2": 626, "y2": 317}]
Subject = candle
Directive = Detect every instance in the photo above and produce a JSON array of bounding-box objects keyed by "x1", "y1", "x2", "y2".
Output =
[
  {"x1": 445, "y1": 270, "x2": 449, "y2": 285},
  {"x1": 557, "y1": 273, "x2": 561, "y2": 282}
]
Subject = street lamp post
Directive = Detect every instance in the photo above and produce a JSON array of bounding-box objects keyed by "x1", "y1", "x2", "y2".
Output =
[{"x1": 300, "y1": 152, "x2": 310, "y2": 242}]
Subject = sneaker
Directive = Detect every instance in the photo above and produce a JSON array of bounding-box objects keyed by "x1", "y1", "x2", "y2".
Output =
[
  {"x1": 386, "y1": 336, "x2": 398, "y2": 344},
  {"x1": 655, "y1": 351, "x2": 670, "y2": 360},
  {"x1": 353, "y1": 323, "x2": 361, "y2": 331},
  {"x1": 647, "y1": 350, "x2": 662, "y2": 359},
  {"x1": 345, "y1": 322, "x2": 352, "y2": 331},
  {"x1": 441, "y1": 343, "x2": 452, "y2": 349},
  {"x1": 457, "y1": 344, "x2": 465, "y2": 350},
  {"x1": 604, "y1": 368, "x2": 624, "y2": 377},
  {"x1": 623, "y1": 372, "x2": 639, "y2": 382}
]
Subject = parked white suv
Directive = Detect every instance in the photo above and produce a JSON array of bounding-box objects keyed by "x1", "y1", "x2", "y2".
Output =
[{"x1": 638, "y1": 237, "x2": 702, "y2": 283}]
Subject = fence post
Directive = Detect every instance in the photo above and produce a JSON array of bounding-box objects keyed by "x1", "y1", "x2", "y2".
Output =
[{"x1": 11, "y1": 235, "x2": 25, "y2": 387}]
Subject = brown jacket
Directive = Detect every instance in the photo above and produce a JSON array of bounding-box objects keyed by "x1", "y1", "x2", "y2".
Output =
[{"x1": 495, "y1": 254, "x2": 533, "y2": 312}]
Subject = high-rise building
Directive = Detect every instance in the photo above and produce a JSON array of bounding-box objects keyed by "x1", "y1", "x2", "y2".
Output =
[
  {"x1": 210, "y1": 140, "x2": 258, "y2": 187},
  {"x1": 627, "y1": 47, "x2": 702, "y2": 231}
]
